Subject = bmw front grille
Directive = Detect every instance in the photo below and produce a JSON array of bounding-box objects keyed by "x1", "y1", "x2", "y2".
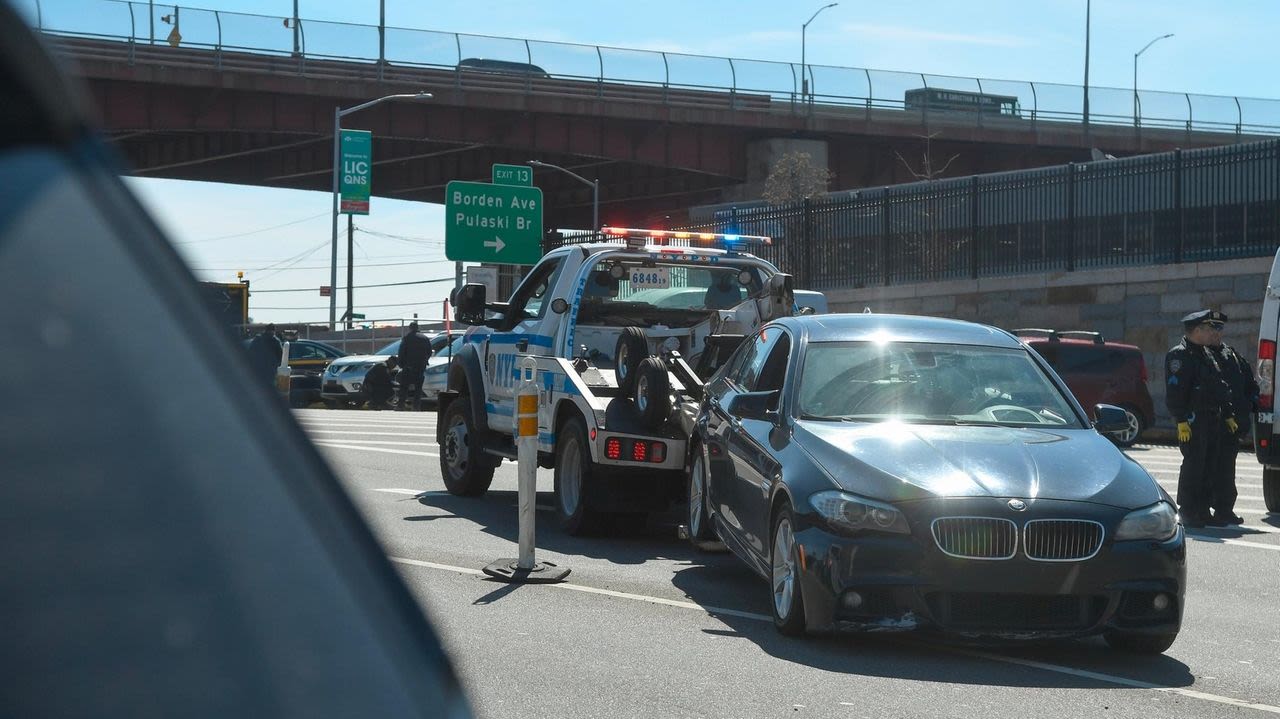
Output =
[
  {"x1": 931, "y1": 517, "x2": 1105, "y2": 562},
  {"x1": 1022, "y1": 519, "x2": 1105, "y2": 561},
  {"x1": 930, "y1": 517, "x2": 1018, "y2": 560}
]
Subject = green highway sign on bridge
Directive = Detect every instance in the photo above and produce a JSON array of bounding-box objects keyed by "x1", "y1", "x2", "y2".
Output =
[
  {"x1": 492, "y1": 163, "x2": 533, "y2": 186},
  {"x1": 445, "y1": 180, "x2": 543, "y2": 265}
]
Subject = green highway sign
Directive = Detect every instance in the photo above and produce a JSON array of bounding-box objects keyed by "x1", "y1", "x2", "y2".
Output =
[
  {"x1": 350, "y1": 313, "x2": 366, "y2": 320},
  {"x1": 339, "y1": 129, "x2": 372, "y2": 215},
  {"x1": 492, "y1": 163, "x2": 533, "y2": 186},
  {"x1": 445, "y1": 180, "x2": 543, "y2": 265}
]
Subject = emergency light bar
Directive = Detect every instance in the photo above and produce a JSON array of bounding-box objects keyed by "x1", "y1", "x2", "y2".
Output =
[{"x1": 601, "y1": 226, "x2": 771, "y2": 250}]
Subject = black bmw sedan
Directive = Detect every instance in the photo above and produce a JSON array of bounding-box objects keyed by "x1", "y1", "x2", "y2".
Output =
[{"x1": 687, "y1": 314, "x2": 1185, "y2": 653}]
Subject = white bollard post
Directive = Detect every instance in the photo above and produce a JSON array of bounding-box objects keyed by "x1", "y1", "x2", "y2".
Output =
[
  {"x1": 481, "y1": 355, "x2": 570, "y2": 583},
  {"x1": 276, "y1": 340, "x2": 291, "y2": 402},
  {"x1": 515, "y1": 357, "x2": 538, "y2": 570}
]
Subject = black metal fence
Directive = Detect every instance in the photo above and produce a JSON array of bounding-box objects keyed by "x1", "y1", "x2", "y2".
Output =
[{"x1": 653, "y1": 139, "x2": 1279, "y2": 290}]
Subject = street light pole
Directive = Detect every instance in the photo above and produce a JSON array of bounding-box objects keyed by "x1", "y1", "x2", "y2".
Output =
[
  {"x1": 801, "y1": 3, "x2": 837, "y2": 101},
  {"x1": 330, "y1": 91, "x2": 432, "y2": 329},
  {"x1": 1134, "y1": 33, "x2": 1174, "y2": 127},
  {"x1": 527, "y1": 160, "x2": 599, "y2": 235},
  {"x1": 1083, "y1": 0, "x2": 1090, "y2": 130}
]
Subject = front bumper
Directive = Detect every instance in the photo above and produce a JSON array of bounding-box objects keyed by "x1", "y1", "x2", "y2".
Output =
[
  {"x1": 321, "y1": 379, "x2": 369, "y2": 402},
  {"x1": 792, "y1": 497, "x2": 1186, "y2": 638}
]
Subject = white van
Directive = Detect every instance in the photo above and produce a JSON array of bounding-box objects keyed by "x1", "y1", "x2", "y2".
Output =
[{"x1": 1258, "y1": 249, "x2": 1280, "y2": 512}]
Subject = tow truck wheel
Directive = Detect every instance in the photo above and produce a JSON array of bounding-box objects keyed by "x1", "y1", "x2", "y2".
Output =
[
  {"x1": 1265, "y1": 467, "x2": 1280, "y2": 513},
  {"x1": 555, "y1": 416, "x2": 606, "y2": 535},
  {"x1": 634, "y1": 357, "x2": 672, "y2": 429},
  {"x1": 440, "y1": 396, "x2": 496, "y2": 497},
  {"x1": 614, "y1": 327, "x2": 650, "y2": 395}
]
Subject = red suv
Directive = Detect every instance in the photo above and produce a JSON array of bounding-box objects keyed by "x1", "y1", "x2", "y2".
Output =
[{"x1": 1015, "y1": 329, "x2": 1155, "y2": 447}]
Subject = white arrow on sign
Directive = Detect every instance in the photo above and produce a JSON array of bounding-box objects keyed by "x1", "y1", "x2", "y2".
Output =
[{"x1": 484, "y1": 236, "x2": 506, "y2": 253}]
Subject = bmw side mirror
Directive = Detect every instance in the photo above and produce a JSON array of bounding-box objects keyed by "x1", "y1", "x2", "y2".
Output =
[
  {"x1": 1093, "y1": 404, "x2": 1129, "y2": 434},
  {"x1": 726, "y1": 390, "x2": 781, "y2": 423},
  {"x1": 453, "y1": 283, "x2": 487, "y2": 325}
]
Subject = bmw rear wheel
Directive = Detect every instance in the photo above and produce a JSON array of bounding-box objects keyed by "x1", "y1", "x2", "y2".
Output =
[
  {"x1": 770, "y1": 505, "x2": 807, "y2": 636},
  {"x1": 687, "y1": 449, "x2": 716, "y2": 542}
]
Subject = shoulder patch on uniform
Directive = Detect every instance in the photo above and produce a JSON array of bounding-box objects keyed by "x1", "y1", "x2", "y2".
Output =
[
  {"x1": 1169, "y1": 358, "x2": 1182, "y2": 373},
  {"x1": 1168, "y1": 376, "x2": 1179, "y2": 386}
]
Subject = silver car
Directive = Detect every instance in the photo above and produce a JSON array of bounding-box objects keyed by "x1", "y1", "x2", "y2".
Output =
[{"x1": 321, "y1": 333, "x2": 461, "y2": 408}]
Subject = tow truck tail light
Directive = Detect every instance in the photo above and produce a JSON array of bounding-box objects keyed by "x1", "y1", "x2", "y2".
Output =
[
  {"x1": 1139, "y1": 356, "x2": 1148, "y2": 383},
  {"x1": 1259, "y1": 339, "x2": 1276, "y2": 411},
  {"x1": 602, "y1": 437, "x2": 668, "y2": 463}
]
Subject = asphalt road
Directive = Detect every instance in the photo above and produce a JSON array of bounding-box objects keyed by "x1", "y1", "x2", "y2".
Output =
[{"x1": 298, "y1": 408, "x2": 1280, "y2": 719}]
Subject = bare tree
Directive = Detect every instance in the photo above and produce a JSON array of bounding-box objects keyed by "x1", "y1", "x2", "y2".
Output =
[
  {"x1": 762, "y1": 151, "x2": 833, "y2": 205},
  {"x1": 760, "y1": 151, "x2": 833, "y2": 281},
  {"x1": 895, "y1": 132, "x2": 960, "y2": 181},
  {"x1": 894, "y1": 133, "x2": 965, "y2": 281}
]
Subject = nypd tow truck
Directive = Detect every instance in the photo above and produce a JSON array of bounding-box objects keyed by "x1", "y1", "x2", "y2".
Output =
[{"x1": 437, "y1": 228, "x2": 799, "y2": 534}]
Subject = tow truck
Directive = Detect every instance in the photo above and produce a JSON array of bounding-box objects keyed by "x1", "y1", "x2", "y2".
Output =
[{"x1": 437, "y1": 228, "x2": 796, "y2": 534}]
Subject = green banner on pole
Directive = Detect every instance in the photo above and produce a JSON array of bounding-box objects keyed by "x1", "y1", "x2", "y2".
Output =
[{"x1": 339, "y1": 129, "x2": 372, "y2": 215}]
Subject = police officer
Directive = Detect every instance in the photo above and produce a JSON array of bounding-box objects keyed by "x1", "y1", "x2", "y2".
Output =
[
  {"x1": 1206, "y1": 311, "x2": 1261, "y2": 526},
  {"x1": 396, "y1": 321, "x2": 432, "y2": 411},
  {"x1": 1165, "y1": 310, "x2": 1237, "y2": 528},
  {"x1": 363, "y1": 356, "x2": 398, "y2": 410},
  {"x1": 248, "y1": 323, "x2": 283, "y2": 388}
]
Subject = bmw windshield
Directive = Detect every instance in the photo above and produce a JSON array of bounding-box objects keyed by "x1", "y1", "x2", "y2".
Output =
[{"x1": 797, "y1": 341, "x2": 1085, "y2": 428}]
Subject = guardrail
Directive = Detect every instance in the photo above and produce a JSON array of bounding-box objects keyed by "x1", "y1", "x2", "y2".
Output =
[{"x1": 19, "y1": 0, "x2": 1280, "y2": 138}]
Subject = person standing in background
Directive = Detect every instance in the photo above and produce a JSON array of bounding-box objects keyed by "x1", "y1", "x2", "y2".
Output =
[
  {"x1": 1165, "y1": 310, "x2": 1236, "y2": 528},
  {"x1": 1205, "y1": 311, "x2": 1260, "y2": 526},
  {"x1": 396, "y1": 322, "x2": 432, "y2": 411},
  {"x1": 248, "y1": 324, "x2": 283, "y2": 389}
]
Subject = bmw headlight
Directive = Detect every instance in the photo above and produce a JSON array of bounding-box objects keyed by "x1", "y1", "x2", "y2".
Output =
[
  {"x1": 1114, "y1": 502, "x2": 1178, "y2": 541},
  {"x1": 809, "y1": 490, "x2": 910, "y2": 535}
]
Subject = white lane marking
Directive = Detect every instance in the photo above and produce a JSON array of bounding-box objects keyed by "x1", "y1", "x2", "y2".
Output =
[
  {"x1": 312, "y1": 442, "x2": 439, "y2": 458},
  {"x1": 1186, "y1": 535, "x2": 1280, "y2": 551},
  {"x1": 388, "y1": 555, "x2": 1280, "y2": 714},
  {"x1": 388, "y1": 555, "x2": 771, "y2": 622},
  {"x1": 940, "y1": 646, "x2": 1280, "y2": 715},
  {"x1": 305, "y1": 430, "x2": 431, "y2": 438},
  {"x1": 371, "y1": 488, "x2": 426, "y2": 496}
]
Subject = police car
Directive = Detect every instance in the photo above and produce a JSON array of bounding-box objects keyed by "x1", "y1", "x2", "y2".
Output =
[{"x1": 437, "y1": 228, "x2": 797, "y2": 534}]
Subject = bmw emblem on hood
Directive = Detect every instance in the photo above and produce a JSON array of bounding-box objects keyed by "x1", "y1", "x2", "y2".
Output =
[{"x1": 1008, "y1": 499, "x2": 1027, "y2": 511}]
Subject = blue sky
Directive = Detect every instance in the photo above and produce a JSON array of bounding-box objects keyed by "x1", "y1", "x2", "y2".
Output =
[{"x1": 34, "y1": 0, "x2": 1276, "y2": 324}]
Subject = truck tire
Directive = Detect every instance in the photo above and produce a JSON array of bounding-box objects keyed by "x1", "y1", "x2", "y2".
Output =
[
  {"x1": 439, "y1": 395, "x2": 496, "y2": 497},
  {"x1": 614, "y1": 327, "x2": 649, "y2": 395},
  {"x1": 634, "y1": 356, "x2": 671, "y2": 429},
  {"x1": 554, "y1": 415, "x2": 606, "y2": 535},
  {"x1": 1265, "y1": 467, "x2": 1280, "y2": 513}
]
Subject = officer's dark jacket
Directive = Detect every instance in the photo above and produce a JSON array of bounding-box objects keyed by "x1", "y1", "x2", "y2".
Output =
[
  {"x1": 248, "y1": 332, "x2": 282, "y2": 373},
  {"x1": 1209, "y1": 343, "x2": 1261, "y2": 421},
  {"x1": 1165, "y1": 337, "x2": 1234, "y2": 423},
  {"x1": 399, "y1": 331, "x2": 431, "y2": 369},
  {"x1": 364, "y1": 363, "x2": 393, "y2": 395}
]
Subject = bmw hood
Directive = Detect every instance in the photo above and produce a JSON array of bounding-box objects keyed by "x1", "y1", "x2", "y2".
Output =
[{"x1": 794, "y1": 421, "x2": 1162, "y2": 510}]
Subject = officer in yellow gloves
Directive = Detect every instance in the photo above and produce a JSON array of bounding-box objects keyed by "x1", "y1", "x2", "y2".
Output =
[{"x1": 1165, "y1": 310, "x2": 1236, "y2": 528}]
